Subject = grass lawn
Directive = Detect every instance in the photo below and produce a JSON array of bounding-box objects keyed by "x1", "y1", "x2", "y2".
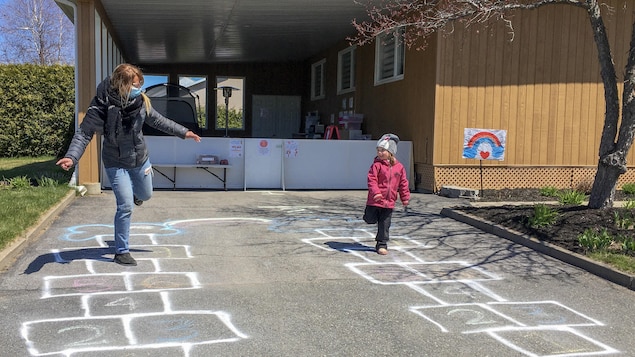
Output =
[{"x1": 0, "y1": 156, "x2": 73, "y2": 250}]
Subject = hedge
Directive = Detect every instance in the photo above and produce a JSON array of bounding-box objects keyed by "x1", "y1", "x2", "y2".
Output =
[{"x1": 0, "y1": 64, "x2": 75, "y2": 158}]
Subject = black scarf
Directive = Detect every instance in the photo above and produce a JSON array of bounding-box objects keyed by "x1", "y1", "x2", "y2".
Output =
[{"x1": 98, "y1": 77, "x2": 144, "y2": 145}]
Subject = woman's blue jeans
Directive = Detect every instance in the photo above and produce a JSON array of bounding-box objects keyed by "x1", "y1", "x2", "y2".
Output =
[{"x1": 104, "y1": 159, "x2": 153, "y2": 254}]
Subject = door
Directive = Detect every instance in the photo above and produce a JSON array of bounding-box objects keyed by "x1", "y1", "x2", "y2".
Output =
[{"x1": 252, "y1": 95, "x2": 300, "y2": 138}]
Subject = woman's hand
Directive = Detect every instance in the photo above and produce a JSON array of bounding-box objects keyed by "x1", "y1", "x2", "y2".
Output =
[
  {"x1": 185, "y1": 131, "x2": 201, "y2": 142},
  {"x1": 56, "y1": 158, "x2": 74, "y2": 171}
]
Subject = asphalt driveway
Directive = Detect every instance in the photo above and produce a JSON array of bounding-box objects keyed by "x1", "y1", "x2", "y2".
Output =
[{"x1": 1, "y1": 189, "x2": 634, "y2": 356}]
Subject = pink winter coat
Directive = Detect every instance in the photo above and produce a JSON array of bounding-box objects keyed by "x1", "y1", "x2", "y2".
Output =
[{"x1": 366, "y1": 157, "x2": 410, "y2": 209}]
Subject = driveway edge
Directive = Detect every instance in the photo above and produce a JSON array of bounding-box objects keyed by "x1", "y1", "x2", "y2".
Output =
[
  {"x1": 0, "y1": 190, "x2": 76, "y2": 272},
  {"x1": 440, "y1": 207, "x2": 635, "y2": 291}
]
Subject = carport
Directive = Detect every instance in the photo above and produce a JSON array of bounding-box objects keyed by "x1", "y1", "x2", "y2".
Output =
[{"x1": 54, "y1": 0, "x2": 376, "y2": 188}]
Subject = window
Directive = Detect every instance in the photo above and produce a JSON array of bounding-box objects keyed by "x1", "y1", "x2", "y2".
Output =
[
  {"x1": 337, "y1": 46, "x2": 356, "y2": 94},
  {"x1": 311, "y1": 59, "x2": 326, "y2": 100},
  {"x1": 179, "y1": 75, "x2": 208, "y2": 129},
  {"x1": 375, "y1": 28, "x2": 405, "y2": 85},
  {"x1": 215, "y1": 76, "x2": 245, "y2": 132}
]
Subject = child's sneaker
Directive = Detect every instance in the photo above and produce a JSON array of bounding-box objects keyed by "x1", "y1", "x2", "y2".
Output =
[
  {"x1": 133, "y1": 196, "x2": 143, "y2": 206},
  {"x1": 376, "y1": 247, "x2": 388, "y2": 255}
]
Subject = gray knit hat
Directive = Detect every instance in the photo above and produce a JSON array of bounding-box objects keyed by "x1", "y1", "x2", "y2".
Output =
[{"x1": 377, "y1": 133, "x2": 400, "y2": 155}]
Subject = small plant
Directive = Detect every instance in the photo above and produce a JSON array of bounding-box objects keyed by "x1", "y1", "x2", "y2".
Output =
[
  {"x1": 556, "y1": 189, "x2": 586, "y2": 205},
  {"x1": 8, "y1": 175, "x2": 31, "y2": 189},
  {"x1": 539, "y1": 186, "x2": 559, "y2": 197},
  {"x1": 614, "y1": 211, "x2": 634, "y2": 230},
  {"x1": 527, "y1": 204, "x2": 559, "y2": 228},
  {"x1": 621, "y1": 236, "x2": 635, "y2": 253},
  {"x1": 578, "y1": 228, "x2": 613, "y2": 251},
  {"x1": 623, "y1": 199, "x2": 635, "y2": 210},
  {"x1": 36, "y1": 176, "x2": 58, "y2": 188},
  {"x1": 621, "y1": 183, "x2": 635, "y2": 195}
]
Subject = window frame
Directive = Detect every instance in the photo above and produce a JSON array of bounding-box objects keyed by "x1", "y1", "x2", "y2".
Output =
[
  {"x1": 337, "y1": 46, "x2": 356, "y2": 95},
  {"x1": 374, "y1": 28, "x2": 405, "y2": 85},
  {"x1": 310, "y1": 59, "x2": 326, "y2": 100}
]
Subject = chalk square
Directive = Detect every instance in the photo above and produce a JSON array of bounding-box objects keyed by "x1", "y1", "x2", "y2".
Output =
[
  {"x1": 130, "y1": 312, "x2": 240, "y2": 345},
  {"x1": 129, "y1": 273, "x2": 199, "y2": 291},
  {"x1": 489, "y1": 328, "x2": 618, "y2": 356},
  {"x1": 44, "y1": 274, "x2": 127, "y2": 297},
  {"x1": 410, "y1": 303, "x2": 519, "y2": 333},
  {"x1": 87, "y1": 292, "x2": 166, "y2": 316},
  {"x1": 487, "y1": 301, "x2": 603, "y2": 327},
  {"x1": 347, "y1": 262, "x2": 497, "y2": 285},
  {"x1": 22, "y1": 317, "x2": 128, "y2": 355},
  {"x1": 414, "y1": 282, "x2": 502, "y2": 304}
]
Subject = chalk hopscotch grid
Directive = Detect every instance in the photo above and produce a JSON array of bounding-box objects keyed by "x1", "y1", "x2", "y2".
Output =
[
  {"x1": 21, "y1": 219, "x2": 256, "y2": 356},
  {"x1": 301, "y1": 223, "x2": 620, "y2": 356}
]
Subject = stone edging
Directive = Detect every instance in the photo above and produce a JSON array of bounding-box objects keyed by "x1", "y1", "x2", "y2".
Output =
[
  {"x1": 0, "y1": 190, "x2": 76, "y2": 272},
  {"x1": 440, "y1": 207, "x2": 635, "y2": 291}
]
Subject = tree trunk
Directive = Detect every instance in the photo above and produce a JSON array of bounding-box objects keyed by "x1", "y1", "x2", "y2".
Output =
[{"x1": 586, "y1": 1, "x2": 622, "y2": 209}]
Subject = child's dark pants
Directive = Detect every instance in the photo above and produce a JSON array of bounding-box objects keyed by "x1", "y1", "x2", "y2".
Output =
[{"x1": 363, "y1": 205, "x2": 393, "y2": 249}]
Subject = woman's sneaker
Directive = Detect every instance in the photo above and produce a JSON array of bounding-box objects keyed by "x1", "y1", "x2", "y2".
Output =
[{"x1": 114, "y1": 253, "x2": 137, "y2": 266}]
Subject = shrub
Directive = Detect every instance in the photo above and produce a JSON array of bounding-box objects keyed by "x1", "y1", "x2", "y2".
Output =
[{"x1": 0, "y1": 64, "x2": 75, "y2": 158}]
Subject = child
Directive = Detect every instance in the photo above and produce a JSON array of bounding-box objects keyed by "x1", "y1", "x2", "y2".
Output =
[{"x1": 363, "y1": 133, "x2": 410, "y2": 255}]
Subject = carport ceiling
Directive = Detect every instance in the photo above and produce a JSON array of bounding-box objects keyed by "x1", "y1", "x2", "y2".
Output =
[{"x1": 98, "y1": 0, "x2": 371, "y2": 64}]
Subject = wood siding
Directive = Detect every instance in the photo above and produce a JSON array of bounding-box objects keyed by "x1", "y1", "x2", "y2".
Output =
[{"x1": 434, "y1": 2, "x2": 633, "y2": 170}]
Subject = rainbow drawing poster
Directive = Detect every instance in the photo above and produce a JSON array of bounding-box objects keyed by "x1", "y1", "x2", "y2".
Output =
[{"x1": 462, "y1": 128, "x2": 506, "y2": 161}]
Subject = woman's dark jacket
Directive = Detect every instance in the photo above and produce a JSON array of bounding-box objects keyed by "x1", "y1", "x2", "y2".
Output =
[{"x1": 64, "y1": 77, "x2": 189, "y2": 169}]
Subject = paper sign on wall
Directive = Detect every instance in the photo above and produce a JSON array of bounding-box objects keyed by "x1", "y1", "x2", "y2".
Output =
[
  {"x1": 285, "y1": 140, "x2": 299, "y2": 158},
  {"x1": 462, "y1": 128, "x2": 506, "y2": 161},
  {"x1": 229, "y1": 139, "x2": 244, "y2": 158},
  {"x1": 258, "y1": 139, "x2": 271, "y2": 156}
]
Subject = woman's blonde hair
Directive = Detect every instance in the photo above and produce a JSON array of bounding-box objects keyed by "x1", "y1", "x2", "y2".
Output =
[{"x1": 111, "y1": 63, "x2": 152, "y2": 113}]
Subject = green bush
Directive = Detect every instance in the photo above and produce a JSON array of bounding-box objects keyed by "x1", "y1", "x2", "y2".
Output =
[{"x1": 0, "y1": 64, "x2": 75, "y2": 158}]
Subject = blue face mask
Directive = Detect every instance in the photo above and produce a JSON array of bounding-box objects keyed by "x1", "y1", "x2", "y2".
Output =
[{"x1": 129, "y1": 87, "x2": 142, "y2": 99}]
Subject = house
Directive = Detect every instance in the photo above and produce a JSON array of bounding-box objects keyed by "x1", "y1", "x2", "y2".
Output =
[{"x1": 55, "y1": 0, "x2": 635, "y2": 192}]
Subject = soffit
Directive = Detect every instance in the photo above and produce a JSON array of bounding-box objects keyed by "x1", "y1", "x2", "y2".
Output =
[{"x1": 98, "y1": 0, "x2": 370, "y2": 64}]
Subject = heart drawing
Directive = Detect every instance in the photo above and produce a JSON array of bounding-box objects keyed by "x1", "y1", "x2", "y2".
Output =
[{"x1": 480, "y1": 151, "x2": 490, "y2": 159}]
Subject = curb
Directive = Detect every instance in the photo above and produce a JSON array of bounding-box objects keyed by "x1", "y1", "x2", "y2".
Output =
[
  {"x1": 440, "y1": 207, "x2": 635, "y2": 291},
  {"x1": 0, "y1": 190, "x2": 76, "y2": 273}
]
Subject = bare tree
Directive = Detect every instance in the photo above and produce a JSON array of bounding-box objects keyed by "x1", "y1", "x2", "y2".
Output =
[
  {"x1": 0, "y1": 0, "x2": 73, "y2": 65},
  {"x1": 351, "y1": 0, "x2": 633, "y2": 209}
]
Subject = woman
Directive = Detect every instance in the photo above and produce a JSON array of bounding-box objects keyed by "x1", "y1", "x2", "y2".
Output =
[{"x1": 56, "y1": 63, "x2": 201, "y2": 266}]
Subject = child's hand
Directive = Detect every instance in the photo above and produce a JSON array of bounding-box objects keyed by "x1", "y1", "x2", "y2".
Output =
[
  {"x1": 402, "y1": 200, "x2": 409, "y2": 206},
  {"x1": 373, "y1": 194, "x2": 383, "y2": 202}
]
